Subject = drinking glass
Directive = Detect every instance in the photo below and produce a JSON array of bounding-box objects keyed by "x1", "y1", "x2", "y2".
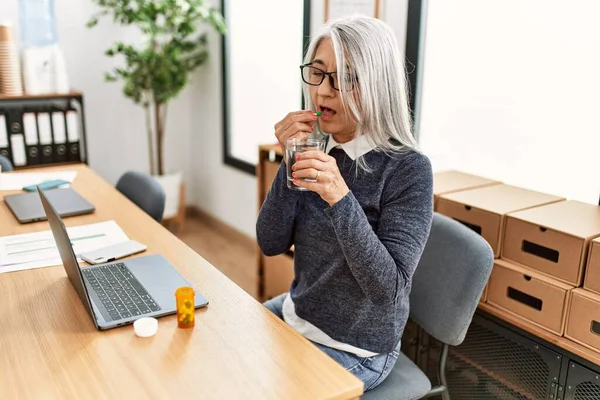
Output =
[{"x1": 285, "y1": 138, "x2": 325, "y2": 191}]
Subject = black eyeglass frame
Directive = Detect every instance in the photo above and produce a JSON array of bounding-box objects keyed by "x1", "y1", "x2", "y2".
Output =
[{"x1": 299, "y1": 63, "x2": 358, "y2": 91}]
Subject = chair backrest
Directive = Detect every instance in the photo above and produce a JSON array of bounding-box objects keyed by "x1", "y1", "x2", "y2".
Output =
[
  {"x1": 116, "y1": 171, "x2": 165, "y2": 222},
  {"x1": 0, "y1": 155, "x2": 14, "y2": 171},
  {"x1": 409, "y1": 212, "x2": 494, "y2": 346}
]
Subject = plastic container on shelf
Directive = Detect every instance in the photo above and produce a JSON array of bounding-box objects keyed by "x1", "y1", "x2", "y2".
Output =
[
  {"x1": 18, "y1": 0, "x2": 58, "y2": 47},
  {"x1": 18, "y1": 0, "x2": 69, "y2": 95}
]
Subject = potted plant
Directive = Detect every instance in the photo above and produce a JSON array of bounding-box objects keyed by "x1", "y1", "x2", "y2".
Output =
[{"x1": 87, "y1": 0, "x2": 226, "y2": 222}]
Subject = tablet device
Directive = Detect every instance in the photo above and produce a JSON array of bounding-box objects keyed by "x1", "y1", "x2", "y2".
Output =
[{"x1": 4, "y1": 188, "x2": 95, "y2": 223}]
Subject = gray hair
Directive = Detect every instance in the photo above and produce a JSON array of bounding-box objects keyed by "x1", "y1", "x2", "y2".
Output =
[{"x1": 302, "y1": 15, "x2": 418, "y2": 172}]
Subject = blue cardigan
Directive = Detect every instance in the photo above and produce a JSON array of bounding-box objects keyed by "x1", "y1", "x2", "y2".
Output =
[{"x1": 256, "y1": 146, "x2": 433, "y2": 353}]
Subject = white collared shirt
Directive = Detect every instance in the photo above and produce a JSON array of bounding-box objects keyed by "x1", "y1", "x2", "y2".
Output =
[
  {"x1": 282, "y1": 134, "x2": 379, "y2": 358},
  {"x1": 325, "y1": 134, "x2": 376, "y2": 159}
]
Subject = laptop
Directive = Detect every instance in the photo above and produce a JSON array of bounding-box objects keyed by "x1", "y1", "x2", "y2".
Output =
[
  {"x1": 5, "y1": 187, "x2": 95, "y2": 223},
  {"x1": 38, "y1": 187, "x2": 208, "y2": 330}
]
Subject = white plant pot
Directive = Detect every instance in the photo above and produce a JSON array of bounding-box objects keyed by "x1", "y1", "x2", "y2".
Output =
[{"x1": 153, "y1": 171, "x2": 183, "y2": 220}]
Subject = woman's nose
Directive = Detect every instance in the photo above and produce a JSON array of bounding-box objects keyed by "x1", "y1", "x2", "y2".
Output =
[{"x1": 317, "y1": 77, "x2": 335, "y2": 97}]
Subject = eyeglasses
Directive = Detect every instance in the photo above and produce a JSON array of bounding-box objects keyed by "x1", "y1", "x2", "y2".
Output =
[{"x1": 300, "y1": 64, "x2": 357, "y2": 91}]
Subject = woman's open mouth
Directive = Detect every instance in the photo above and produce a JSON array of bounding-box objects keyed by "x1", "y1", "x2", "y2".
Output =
[{"x1": 319, "y1": 105, "x2": 337, "y2": 120}]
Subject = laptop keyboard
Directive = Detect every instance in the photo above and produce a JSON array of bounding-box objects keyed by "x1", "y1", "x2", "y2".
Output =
[{"x1": 82, "y1": 263, "x2": 161, "y2": 321}]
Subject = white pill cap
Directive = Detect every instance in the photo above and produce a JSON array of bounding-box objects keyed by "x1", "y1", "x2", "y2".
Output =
[{"x1": 134, "y1": 317, "x2": 158, "y2": 337}]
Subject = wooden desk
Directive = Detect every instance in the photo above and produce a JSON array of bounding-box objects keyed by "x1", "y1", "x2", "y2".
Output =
[{"x1": 0, "y1": 165, "x2": 363, "y2": 399}]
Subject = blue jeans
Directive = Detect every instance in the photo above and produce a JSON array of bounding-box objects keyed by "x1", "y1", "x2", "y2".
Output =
[{"x1": 263, "y1": 293, "x2": 399, "y2": 392}]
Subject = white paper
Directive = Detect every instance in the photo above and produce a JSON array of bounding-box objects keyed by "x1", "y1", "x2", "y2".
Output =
[
  {"x1": 0, "y1": 170, "x2": 77, "y2": 190},
  {"x1": 0, "y1": 221, "x2": 129, "y2": 274},
  {"x1": 326, "y1": 0, "x2": 377, "y2": 21}
]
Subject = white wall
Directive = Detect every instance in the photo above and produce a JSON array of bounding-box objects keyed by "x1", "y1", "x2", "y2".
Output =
[
  {"x1": 0, "y1": 0, "x2": 194, "y2": 198},
  {"x1": 191, "y1": 0, "x2": 411, "y2": 238},
  {"x1": 417, "y1": 0, "x2": 600, "y2": 204}
]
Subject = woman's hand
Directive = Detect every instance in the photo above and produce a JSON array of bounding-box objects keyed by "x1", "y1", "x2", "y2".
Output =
[
  {"x1": 291, "y1": 150, "x2": 350, "y2": 207},
  {"x1": 274, "y1": 111, "x2": 318, "y2": 157}
]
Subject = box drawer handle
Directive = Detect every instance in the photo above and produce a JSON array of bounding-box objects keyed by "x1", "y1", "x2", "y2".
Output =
[
  {"x1": 522, "y1": 240, "x2": 559, "y2": 263},
  {"x1": 591, "y1": 320, "x2": 600, "y2": 336},
  {"x1": 452, "y1": 217, "x2": 482, "y2": 235},
  {"x1": 507, "y1": 287, "x2": 543, "y2": 311}
]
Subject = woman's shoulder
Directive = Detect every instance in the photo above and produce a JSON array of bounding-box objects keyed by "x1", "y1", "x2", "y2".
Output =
[{"x1": 374, "y1": 145, "x2": 432, "y2": 177}]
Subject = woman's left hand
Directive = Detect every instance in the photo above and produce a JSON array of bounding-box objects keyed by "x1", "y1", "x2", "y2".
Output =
[{"x1": 291, "y1": 150, "x2": 350, "y2": 207}]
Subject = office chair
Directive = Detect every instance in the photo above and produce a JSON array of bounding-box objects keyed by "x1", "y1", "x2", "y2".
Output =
[
  {"x1": 362, "y1": 213, "x2": 494, "y2": 400},
  {"x1": 0, "y1": 154, "x2": 14, "y2": 171},
  {"x1": 116, "y1": 171, "x2": 166, "y2": 223}
]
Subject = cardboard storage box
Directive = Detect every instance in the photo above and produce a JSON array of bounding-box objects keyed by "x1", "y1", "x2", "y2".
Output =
[
  {"x1": 433, "y1": 170, "x2": 500, "y2": 210},
  {"x1": 437, "y1": 184, "x2": 564, "y2": 257},
  {"x1": 262, "y1": 159, "x2": 279, "y2": 200},
  {"x1": 487, "y1": 259, "x2": 572, "y2": 336},
  {"x1": 503, "y1": 201, "x2": 600, "y2": 286},
  {"x1": 263, "y1": 253, "x2": 294, "y2": 300},
  {"x1": 584, "y1": 237, "x2": 600, "y2": 295},
  {"x1": 565, "y1": 288, "x2": 600, "y2": 352}
]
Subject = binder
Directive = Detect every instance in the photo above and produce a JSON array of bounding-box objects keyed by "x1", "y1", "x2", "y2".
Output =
[
  {"x1": 5, "y1": 110, "x2": 26, "y2": 167},
  {"x1": 0, "y1": 93, "x2": 86, "y2": 168},
  {"x1": 65, "y1": 109, "x2": 81, "y2": 162},
  {"x1": 0, "y1": 113, "x2": 9, "y2": 160},
  {"x1": 52, "y1": 111, "x2": 68, "y2": 163},
  {"x1": 23, "y1": 112, "x2": 40, "y2": 166},
  {"x1": 37, "y1": 111, "x2": 54, "y2": 164},
  {"x1": 9, "y1": 133, "x2": 26, "y2": 167}
]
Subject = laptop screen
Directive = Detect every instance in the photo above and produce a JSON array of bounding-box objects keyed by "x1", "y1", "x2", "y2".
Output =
[{"x1": 37, "y1": 187, "x2": 98, "y2": 327}]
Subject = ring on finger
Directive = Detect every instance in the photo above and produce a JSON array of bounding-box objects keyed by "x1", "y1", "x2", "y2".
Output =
[{"x1": 315, "y1": 170, "x2": 320, "y2": 181}]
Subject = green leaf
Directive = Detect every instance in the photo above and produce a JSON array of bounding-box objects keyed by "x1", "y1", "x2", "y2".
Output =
[
  {"x1": 86, "y1": 18, "x2": 99, "y2": 28},
  {"x1": 104, "y1": 72, "x2": 118, "y2": 82},
  {"x1": 209, "y1": 9, "x2": 227, "y2": 34}
]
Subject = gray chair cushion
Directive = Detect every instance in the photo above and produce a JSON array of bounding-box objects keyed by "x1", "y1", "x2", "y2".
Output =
[
  {"x1": 0, "y1": 155, "x2": 14, "y2": 172},
  {"x1": 409, "y1": 213, "x2": 494, "y2": 346},
  {"x1": 116, "y1": 171, "x2": 165, "y2": 222},
  {"x1": 361, "y1": 352, "x2": 432, "y2": 400}
]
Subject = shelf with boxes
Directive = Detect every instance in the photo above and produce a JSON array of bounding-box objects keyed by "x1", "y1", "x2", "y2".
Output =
[
  {"x1": 435, "y1": 170, "x2": 600, "y2": 372},
  {"x1": 0, "y1": 91, "x2": 87, "y2": 169}
]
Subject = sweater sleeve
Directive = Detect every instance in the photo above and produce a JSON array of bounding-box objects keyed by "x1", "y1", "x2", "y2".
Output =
[
  {"x1": 324, "y1": 152, "x2": 434, "y2": 305},
  {"x1": 256, "y1": 161, "x2": 302, "y2": 256}
]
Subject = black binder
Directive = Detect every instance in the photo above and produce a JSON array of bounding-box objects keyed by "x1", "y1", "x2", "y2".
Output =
[
  {"x1": 51, "y1": 110, "x2": 68, "y2": 163},
  {"x1": 0, "y1": 112, "x2": 10, "y2": 161},
  {"x1": 65, "y1": 108, "x2": 81, "y2": 162},
  {"x1": 36, "y1": 110, "x2": 54, "y2": 165},
  {"x1": 0, "y1": 93, "x2": 87, "y2": 168},
  {"x1": 6, "y1": 110, "x2": 27, "y2": 167},
  {"x1": 22, "y1": 111, "x2": 41, "y2": 166}
]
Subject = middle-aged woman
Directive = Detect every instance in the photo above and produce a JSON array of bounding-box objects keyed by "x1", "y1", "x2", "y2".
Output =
[{"x1": 256, "y1": 15, "x2": 434, "y2": 391}]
